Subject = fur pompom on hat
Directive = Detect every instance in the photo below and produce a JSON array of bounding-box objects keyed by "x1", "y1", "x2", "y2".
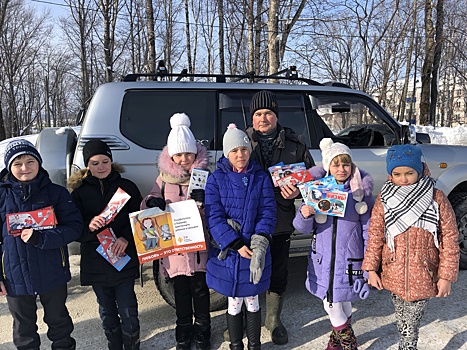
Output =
[
  {"x1": 223, "y1": 123, "x2": 252, "y2": 156},
  {"x1": 386, "y1": 144, "x2": 423, "y2": 175},
  {"x1": 167, "y1": 113, "x2": 198, "y2": 157},
  {"x1": 250, "y1": 90, "x2": 279, "y2": 118},
  {"x1": 4, "y1": 139, "x2": 42, "y2": 170},
  {"x1": 83, "y1": 139, "x2": 112, "y2": 166}
]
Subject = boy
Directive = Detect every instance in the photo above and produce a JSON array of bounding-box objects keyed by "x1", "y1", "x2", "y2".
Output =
[
  {"x1": 0, "y1": 139, "x2": 83, "y2": 350},
  {"x1": 362, "y1": 144, "x2": 459, "y2": 350}
]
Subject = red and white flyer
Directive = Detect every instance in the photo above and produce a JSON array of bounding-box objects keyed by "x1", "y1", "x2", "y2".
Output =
[
  {"x1": 6, "y1": 206, "x2": 56, "y2": 236},
  {"x1": 99, "y1": 187, "x2": 131, "y2": 224}
]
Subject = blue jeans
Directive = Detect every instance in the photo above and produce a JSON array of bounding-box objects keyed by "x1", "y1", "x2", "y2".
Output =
[{"x1": 92, "y1": 279, "x2": 140, "y2": 337}]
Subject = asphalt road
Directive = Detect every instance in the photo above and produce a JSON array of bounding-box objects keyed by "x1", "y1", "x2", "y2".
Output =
[{"x1": 1, "y1": 255, "x2": 466, "y2": 350}]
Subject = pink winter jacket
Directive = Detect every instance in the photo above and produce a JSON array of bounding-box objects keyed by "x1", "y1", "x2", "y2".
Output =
[
  {"x1": 362, "y1": 188, "x2": 459, "y2": 302},
  {"x1": 141, "y1": 144, "x2": 209, "y2": 278}
]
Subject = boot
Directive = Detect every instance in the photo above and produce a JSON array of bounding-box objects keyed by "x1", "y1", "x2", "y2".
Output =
[
  {"x1": 245, "y1": 310, "x2": 261, "y2": 350},
  {"x1": 176, "y1": 323, "x2": 193, "y2": 350},
  {"x1": 194, "y1": 319, "x2": 211, "y2": 350},
  {"x1": 122, "y1": 330, "x2": 140, "y2": 350},
  {"x1": 264, "y1": 291, "x2": 288, "y2": 345},
  {"x1": 226, "y1": 312, "x2": 244, "y2": 350},
  {"x1": 325, "y1": 329, "x2": 342, "y2": 350},
  {"x1": 334, "y1": 323, "x2": 358, "y2": 350},
  {"x1": 224, "y1": 309, "x2": 246, "y2": 342},
  {"x1": 105, "y1": 327, "x2": 123, "y2": 350},
  {"x1": 52, "y1": 337, "x2": 77, "y2": 350}
]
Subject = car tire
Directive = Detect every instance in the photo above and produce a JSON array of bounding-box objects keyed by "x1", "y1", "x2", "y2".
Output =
[
  {"x1": 152, "y1": 260, "x2": 227, "y2": 311},
  {"x1": 448, "y1": 191, "x2": 467, "y2": 270}
]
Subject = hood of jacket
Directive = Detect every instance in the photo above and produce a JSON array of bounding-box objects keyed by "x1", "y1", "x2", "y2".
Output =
[
  {"x1": 67, "y1": 163, "x2": 125, "y2": 192},
  {"x1": 158, "y1": 143, "x2": 209, "y2": 179}
]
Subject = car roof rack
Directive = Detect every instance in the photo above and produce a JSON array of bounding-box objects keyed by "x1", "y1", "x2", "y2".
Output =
[{"x1": 123, "y1": 65, "x2": 323, "y2": 86}]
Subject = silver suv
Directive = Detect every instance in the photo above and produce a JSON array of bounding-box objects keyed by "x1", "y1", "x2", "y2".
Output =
[{"x1": 36, "y1": 70, "x2": 467, "y2": 310}]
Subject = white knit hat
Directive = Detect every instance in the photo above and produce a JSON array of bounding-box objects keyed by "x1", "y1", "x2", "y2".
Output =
[
  {"x1": 320, "y1": 138, "x2": 352, "y2": 175},
  {"x1": 223, "y1": 123, "x2": 252, "y2": 156},
  {"x1": 167, "y1": 113, "x2": 198, "y2": 157}
]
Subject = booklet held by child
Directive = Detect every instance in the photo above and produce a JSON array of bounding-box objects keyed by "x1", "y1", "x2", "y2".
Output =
[
  {"x1": 129, "y1": 199, "x2": 206, "y2": 264},
  {"x1": 99, "y1": 187, "x2": 131, "y2": 224},
  {"x1": 268, "y1": 162, "x2": 313, "y2": 187},
  {"x1": 6, "y1": 206, "x2": 57, "y2": 236},
  {"x1": 186, "y1": 168, "x2": 209, "y2": 200},
  {"x1": 96, "y1": 228, "x2": 131, "y2": 271}
]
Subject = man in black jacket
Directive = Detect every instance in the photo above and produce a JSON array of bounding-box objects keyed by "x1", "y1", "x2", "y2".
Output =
[{"x1": 245, "y1": 90, "x2": 315, "y2": 345}]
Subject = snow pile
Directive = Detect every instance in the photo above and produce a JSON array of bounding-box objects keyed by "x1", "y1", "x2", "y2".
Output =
[{"x1": 414, "y1": 125, "x2": 467, "y2": 146}]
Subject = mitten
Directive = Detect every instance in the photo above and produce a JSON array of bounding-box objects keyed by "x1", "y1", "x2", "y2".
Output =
[
  {"x1": 353, "y1": 279, "x2": 370, "y2": 300},
  {"x1": 146, "y1": 197, "x2": 166, "y2": 211},
  {"x1": 249, "y1": 234, "x2": 269, "y2": 284},
  {"x1": 190, "y1": 189, "x2": 205, "y2": 206}
]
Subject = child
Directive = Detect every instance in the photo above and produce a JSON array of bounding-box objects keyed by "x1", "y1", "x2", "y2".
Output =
[
  {"x1": 293, "y1": 138, "x2": 375, "y2": 350},
  {"x1": 0, "y1": 139, "x2": 83, "y2": 350},
  {"x1": 205, "y1": 124, "x2": 277, "y2": 350},
  {"x1": 68, "y1": 139, "x2": 142, "y2": 350},
  {"x1": 141, "y1": 113, "x2": 211, "y2": 350},
  {"x1": 362, "y1": 144, "x2": 459, "y2": 350}
]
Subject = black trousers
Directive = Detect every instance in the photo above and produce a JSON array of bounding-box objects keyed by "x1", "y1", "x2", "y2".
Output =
[
  {"x1": 6, "y1": 284, "x2": 75, "y2": 350},
  {"x1": 268, "y1": 234, "x2": 291, "y2": 295},
  {"x1": 173, "y1": 272, "x2": 210, "y2": 326}
]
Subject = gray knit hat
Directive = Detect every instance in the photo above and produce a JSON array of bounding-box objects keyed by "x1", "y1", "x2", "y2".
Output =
[
  {"x1": 223, "y1": 123, "x2": 252, "y2": 156},
  {"x1": 250, "y1": 90, "x2": 279, "y2": 118}
]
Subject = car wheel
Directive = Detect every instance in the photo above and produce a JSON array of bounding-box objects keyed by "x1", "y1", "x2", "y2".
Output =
[
  {"x1": 448, "y1": 191, "x2": 467, "y2": 270},
  {"x1": 152, "y1": 260, "x2": 227, "y2": 311}
]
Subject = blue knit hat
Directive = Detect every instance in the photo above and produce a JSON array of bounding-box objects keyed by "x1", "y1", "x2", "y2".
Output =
[
  {"x1": 4, "y1": 139, "x2": 42, "y2": 170},
  {"x1": 386, "y1": 144, "x2": 423, "y2": 175}
]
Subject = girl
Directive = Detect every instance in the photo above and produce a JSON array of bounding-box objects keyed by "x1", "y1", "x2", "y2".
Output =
[
  {"x1": 293, "y1": 138, "x2": 375, "y2": 350},
  {"x1": 362, "y1": 144, "x2": 459, "y2": 350},
  {"x1": 141, "y1": 113, "x2": 211, "y2": 350},
  {"x1": 69, "y1": 139, "x2": 142, "y2": 350},
  {"x1": 205, "y1": 124, "x2": 276, "y2": 350}
]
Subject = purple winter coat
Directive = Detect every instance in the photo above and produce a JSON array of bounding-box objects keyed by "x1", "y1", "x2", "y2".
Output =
[
  {"x1": 293, "y1": 166, "x2": 374, "y2": 304},
  {"x1": 141, "y1": 143, "x2": 209, "y2": 278}
]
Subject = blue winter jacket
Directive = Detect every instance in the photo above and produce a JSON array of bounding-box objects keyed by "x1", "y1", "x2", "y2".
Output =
[
  {"x1": 205, "y1": 157, "x2": 276, "y2": 297},
  {"x1": 0, "y1": 168, "x2": 83, "y2": 296},
  {"x1": 293, "y1": 166, "x2": 374, "y2": 304}
]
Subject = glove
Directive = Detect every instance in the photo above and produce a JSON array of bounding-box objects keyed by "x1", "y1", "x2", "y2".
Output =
[
  {"x1": 217, "y1": 219, "x2": 241, "y2": 260},
  {"x1": 146, "y1": 197, "x2": 166, "y2": 211},
  {"x1": 353, "y1": 279, "x2": 370, "y2": 300},
  {"x1": 190, "y1": 189, "x2": 205, "y2": 206},
  {"x1": 249, "y1": 234, "x2": 269, "y2": 284}
]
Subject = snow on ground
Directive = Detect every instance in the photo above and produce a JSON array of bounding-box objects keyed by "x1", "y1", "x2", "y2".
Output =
[{"x1": 414, "y1": 125, "x2": 467, "y2": 146}]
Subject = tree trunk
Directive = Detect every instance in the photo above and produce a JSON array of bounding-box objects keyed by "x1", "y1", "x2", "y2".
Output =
[
  {"x1": 217, "y1": 0, "x2": 225, "y2": 75},
  {"x1": 429, "y1": 0, "x2": 444, "y2": 126},
  {"x1": 420, "y1": 0, "x2": 435, "y2": 125},
  {"x1": 145, "y1": 0, "x2": 156, "y2": 74},
  {"x1": 267, "y1": 0, "x2": 279, "y2": 75}
]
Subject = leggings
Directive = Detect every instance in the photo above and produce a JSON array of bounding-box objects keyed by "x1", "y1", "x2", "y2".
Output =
[
  {"x1": 391, "y1": 293, "x2": 429, "y2": 350},
  {"x1": 323, "y1": 300, "x2": 353, "y2": 327},
  {"x1": 227, "y1": 295, "x2": 260, "y2": 315}
]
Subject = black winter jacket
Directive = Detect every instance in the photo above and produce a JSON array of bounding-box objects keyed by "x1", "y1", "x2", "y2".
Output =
[{"x1": 69, "y1": 167, "x2": 142, "y2": 286}]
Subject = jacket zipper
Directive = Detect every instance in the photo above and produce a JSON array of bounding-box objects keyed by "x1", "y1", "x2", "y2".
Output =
[
  {"x1": 60, "y1": 247, "x2": 66, "y2": 267},
  {"x1": 99, "y1": 179, "x2": 104, "y2": 195},
  {"x1": 2, "y1": 252, "x2": 6, "y2": 280},
  {"x1": 326, "y1": 216, "x2": 338, "y2": 307}
]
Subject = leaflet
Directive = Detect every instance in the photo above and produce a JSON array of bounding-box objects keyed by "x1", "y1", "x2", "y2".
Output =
[
  {"x1": 96, "y1": 227, "x2": 131, "y2": 271},
  {"x1": 6, "y1": 206, "x2": 56, "y2": 236},
  {"x1": 99, "y1": 187, "x2": 131, "y2": 224},
  {"x1": 268, "y1": 162, "x2": 313, "y2": 187},
  {"x1": 186, "y1": 168, "x2": 209, "y2": 200}
]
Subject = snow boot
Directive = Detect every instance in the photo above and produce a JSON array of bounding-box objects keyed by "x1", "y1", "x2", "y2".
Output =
[
  {"x1": 264, "y1": 291, "x2": 288, "y2": 345},
  {"x1": 325, "y1": 328, "x2": 342, "y2": 350},
  {"x1": 227, "y1": 312, "x2": 244, "y2": 350},
  {"x1": 334, "y1": 323, "x2": 358, "y2": 350},
  {"x1": 176, "y1": 323, "x2": 193, "y2": 350},
  {"x1": 104, "y1": 327, "x2": 123, "y2": 350},
  {"x1": 122, "y1": 330, "x2": 140, "y2": 350},
  {"x1": 194, "y1": 319, "x2": 211, "y2": 350},
  {"x1": 245, "y1": 310, "x2": 261, "y2": 350}
]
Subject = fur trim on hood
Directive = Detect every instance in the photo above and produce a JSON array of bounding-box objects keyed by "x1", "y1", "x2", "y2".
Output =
[
  {"x1": 67, "y1": 163, "x2": 125, "y2": 192},
  {"x1": 158, "y1": 143, "x2": 209, "y2": 178}
]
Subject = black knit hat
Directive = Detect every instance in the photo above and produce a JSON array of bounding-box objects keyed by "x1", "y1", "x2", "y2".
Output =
[
  {"x1": 83, "y1": 139, "x2": 112, "y2": 166},
  {"x1": 250, "y1": 90, "x2": 279, "y2": 118},
  {"x1": 4, "y1": 139, "x2": 42, "y2": 170}
]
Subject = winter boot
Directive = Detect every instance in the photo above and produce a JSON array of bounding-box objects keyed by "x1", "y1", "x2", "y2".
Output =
[
  {"x1": 176, "y1": 323, "x2": 194, "y2": 350},
  {"x1": 226, "y1": 312, "x2": 244, "y2": 350},
  {"x1": 122, "y1": 330, "x2": 140, "y2": 350},
  {"x1": 104, "y1": 327, "x2": 123, "y2": 350},
  {"x1": 224, "y1": 308, "x2": 246, "y2": 342},
  {"x1": 52, "y1": 337, "x2": 77, "y2": 350},
  {"x1": 245, "y1": 310, "x2": 261, "y2": 350},
  {"x1": 264, "y1": 291, "x2": 288, "y2": 345},
  {"x1": 194, "y1": 319, "x2": 211, "y2": 350},
  {"x1": 334, "y1": 323, "x2": 358, "y2": 350},
  {"x1": 325, "y1": 329, "x2": 342, "y2": 350}
]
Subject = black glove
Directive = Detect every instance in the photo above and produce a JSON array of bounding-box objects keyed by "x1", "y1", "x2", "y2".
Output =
[
  {"x1": 190, "y1": 189, "x2": 205, "y2": 205},
  {"x1": 146, "y1": 197, "x2": 166, "y2": 211}
]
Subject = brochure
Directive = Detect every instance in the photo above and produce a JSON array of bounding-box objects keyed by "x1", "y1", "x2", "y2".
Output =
[
  {"x1": 129, "y1": 199, "x2": 206, "y2": 264},
  {"x1": 99, "y1": 187, "x2": 131, "y2": 224},
  {"x1": 96, "y1": 228, "x2": 131, "y2": 271},
  {"x1": 268, "y1": 162, "x2": 312, "y2": 187},
  {"x1": 298, "y1": 176, "x2": 348, "y2": 217},
  {"x1": 6, "y1": 206, "x2": 56, "y2": 236},
  {"x1": 186, "y1": 168, "x2": 209, "y2": 200}
]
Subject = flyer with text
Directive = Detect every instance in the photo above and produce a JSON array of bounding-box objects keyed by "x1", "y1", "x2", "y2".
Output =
[
  {"x1": 96, "y1": 228, "x2": 131, "y2": 271},
  {"x1": 129, "y1": 200, "x2": 206, "y2": 264},
  {"x1": 6, "y1": 206, "x2": 57, "y2": 236}
]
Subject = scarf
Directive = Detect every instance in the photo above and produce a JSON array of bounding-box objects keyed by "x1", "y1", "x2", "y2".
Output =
[
  {"x1": 254, "y1": 128, "x2": 277, "y2": 168},
  {"x1": 380, "y1": 175, "x2": 439, "y2": 252}
]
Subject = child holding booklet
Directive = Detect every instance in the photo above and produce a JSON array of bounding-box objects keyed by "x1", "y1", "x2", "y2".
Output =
[
  {"x1": 68, "y1": 139, "x2": 142, "y2": 350},
  {"x1": 363, "y1": 145, "x2": 459, "y2": 350},
  {"x1": 141, "y1": 113, "x2": 211, "y2": 350},
  {"x1": 205, "y1": 124, "x2": 276, "y2": 350},
  {"x1": 0, "y1": 139, "x2": 83, "y2": 350},
  {"x1": 292, "y1": 138, "x2": 374, "y2": 350}
]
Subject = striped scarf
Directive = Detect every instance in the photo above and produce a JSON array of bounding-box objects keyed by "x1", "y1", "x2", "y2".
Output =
[{"x1": 380, "y1": 175, "x2": 439, "y2": 252}]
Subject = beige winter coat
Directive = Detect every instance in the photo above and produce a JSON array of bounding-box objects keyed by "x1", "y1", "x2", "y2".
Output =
[{"x1": 362, "y1": 189, "x2": 459, "y2": 302}]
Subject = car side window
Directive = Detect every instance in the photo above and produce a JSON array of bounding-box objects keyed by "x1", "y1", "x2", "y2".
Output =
[{"x1": 120, "y1": 90, "x2": 216, "y2": 149}]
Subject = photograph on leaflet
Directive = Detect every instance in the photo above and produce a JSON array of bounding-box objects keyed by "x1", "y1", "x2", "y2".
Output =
[{"x1": 6, "y1": 206, "x2": 56, "y2": 236}]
